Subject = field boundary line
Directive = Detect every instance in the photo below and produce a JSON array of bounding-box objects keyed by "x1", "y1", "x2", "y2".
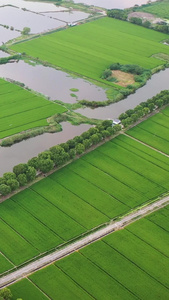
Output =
[
  {"x1": 0, "y1": 194, "x2": 169, "y2": 288},
  {"x1": 124, "y1": 133, "x2": 169, "y2": 158}
]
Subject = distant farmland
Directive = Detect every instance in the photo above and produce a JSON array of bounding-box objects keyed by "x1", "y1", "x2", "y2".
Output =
[
  {"x1": 9, "y1": 205, "x2": 169, "y2": 300},
  {"x1": 127, "y1": 106, "x2": 169, "y2": 154},
  {"x1": 11, "y1": 17, "x2": 169, "y2": 81},
  {"x1": 0, "y1": 78, "x2": 66, "y2": 138},
  {"x1": 1, "y1": 131, "x2": 169, "y2": 274}
]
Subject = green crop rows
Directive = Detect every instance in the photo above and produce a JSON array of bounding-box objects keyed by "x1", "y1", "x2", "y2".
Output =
[
  {"x1": 11, "y1": 17, "x2": 169, "y2": 82},
  {"x1": 1, "y1": 132, "x2": 169, "y2": 274},
  {"x1": 9, "y1": 205, "x2": 169, "y2": 300},
  {"x1": 138, "y1": 0, "x2": 169, "y2": 19},
  {"x1": 127, "y1": 106, "x2": 169, "y2": 154},
  {"x1": 0, "y1": 78, "x2": 66, "y2": 138}
]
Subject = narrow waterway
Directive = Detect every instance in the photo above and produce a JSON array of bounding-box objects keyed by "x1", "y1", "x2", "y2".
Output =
[
  {"x1": 76, "y1": 68, "x2": 169, "y2": 120},
  {"x1": 0, "y1": 60, "x2": 107, "y2": 102},
  {"x1": 0, "y1": 122, "x2": 91, "y2": 176}
]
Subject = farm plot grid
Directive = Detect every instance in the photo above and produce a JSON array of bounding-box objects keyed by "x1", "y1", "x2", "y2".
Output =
[
  {"x1": 1, "y1": 134, "x2": 169, "y2": 274},
  {"x1": 11, "y1": 17, "x2": 169, "y2": 82},
  {"x1": 9, "y1": 205, "x2": 169, "y2": 300},
  {"x1": 0, "y1": 78, "x2": 66, "y2": 138},
  {"x1": 127, "y1": 106, "x2": 169, "y2": 155}
]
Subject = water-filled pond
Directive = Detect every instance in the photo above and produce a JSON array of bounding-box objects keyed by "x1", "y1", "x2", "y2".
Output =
[
  {"x1": 0, "y1": 0, "x2": 67, "y2": 12},
  {"x1": 0, "y1": 6, "x2": 66, "y2": 34},
  {"x1": 43, "y1": 11, "x2": 90, "y2": 23},
  {"x1": 76, "y1": 68, "x2": 169, "y2": 119},
  {"x1": 0, "y1": 26, "x2": 20, "y2": 44},
  {"x1": 73, "y1": 0, "x2": 156, "y2": 9},
  {"x1": 0, "y1": 122, "x2": 91, "y2": 175},
  {"x1": 0, "y1": 51, "x2": 9, "y2": 58},
  {"x1": 0, "y1": 60, "x2": 107, "y2": 102}
]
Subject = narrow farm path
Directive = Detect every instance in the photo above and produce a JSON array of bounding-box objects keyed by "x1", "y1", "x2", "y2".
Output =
[
  {"x1": 123, "y1": 132, "x2": 169, "y2": 158},
  {"x1": 1, "y1": 194, "x2": 169, "y2": 288}
]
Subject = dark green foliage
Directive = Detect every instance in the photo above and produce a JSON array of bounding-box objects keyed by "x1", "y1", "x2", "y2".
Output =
[
  {"x1": 0, "y1": 288, "x2": 12, "y2": 300},
  {"x1": 6, "y1": 179, "x2": 19, "y2": 191},
  {"x1": 26, "y1": 166, "x2": 36, "y2": 182},
  {"x1": 0, "y1": 184, "x2": 11, "y2": 195},
  {"x1": 38, "y1": 159, "x2": 54, "y2": 173},
  {"x1": 107, "y1": 9, "x2": 127, "y2": 20},
  {"x1": 13, "y1": 164, "x2": 28, "y2": 176},
  {"x1": 17, "y1": 174, "x2": 28, "y2": 186},
  {"x1": 28, "y1": 157, "x2": 39, "y2": 170},
  {"x1": 75, "y1": 143, "x2": 85, "y2": 155}
]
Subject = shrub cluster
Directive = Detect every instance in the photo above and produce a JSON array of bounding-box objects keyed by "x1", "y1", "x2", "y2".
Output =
[
  {"x1": 107, "y1": 8, "x2": 169, "y2": 34},
  {"x1": 119, "y1": 90, "x2": 169, "y2": 127},
  {"x1": 102, "y1": 63, "x2": 151, "y2": 85},
  {"x1": 0, "y1": 121, "x2": 121, "y2": 196}
]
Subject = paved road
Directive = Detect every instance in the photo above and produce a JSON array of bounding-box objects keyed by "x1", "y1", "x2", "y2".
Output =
[{"x1": 0, "y1": 195, "x2": 169, "y2": 288}]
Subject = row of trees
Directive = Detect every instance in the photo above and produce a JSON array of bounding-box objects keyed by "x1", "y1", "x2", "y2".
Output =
[
  {"x1": 0, "y1": 121, "x2": 121, "y2": 196},
  {"x1": 119, "y1": 90, "x2": 169, "y2": 127}
]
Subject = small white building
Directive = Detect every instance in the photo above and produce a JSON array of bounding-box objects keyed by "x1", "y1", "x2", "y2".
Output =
[{"x1": 113, "y1": 119, "x2": 121, "y2": 125}]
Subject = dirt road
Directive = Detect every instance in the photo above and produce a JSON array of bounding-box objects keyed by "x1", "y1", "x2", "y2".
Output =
[{"x1": 0, "y1": 195, "x2": 169, "y2": 288}]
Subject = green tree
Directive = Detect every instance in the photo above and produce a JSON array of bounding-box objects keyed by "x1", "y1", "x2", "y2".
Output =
[
  {"x1": 39, "y1": 159, "x2": 54, "y2": 173},
  {"x1": 0, "y1": 184, "x2": 11, "y2": 195},
  {"x1": 26, "y1": 166, "x2": 36, "y2": 182},
  {"x1": 6, "y1": 179, "x2": 19, "y2": 191},
  {"x1": 3, "y1": 172, "x2": 16, "y2": 181},
  {"x1": 75, "y1": 143, "x2": 85, "y2": 155},
  {"x1": 28, "y1": 157, "x2": 39, "y2": 170},
  {"x1": 13, "y1": 163, "x2": 28, "y2": 176},
  {"x1": 83, "y1": 139, "x2": 91, "y2": 150},
  {"x1": 69, "y1": 148, "x2": 76, "y2": 159},
  {"x1": 17, "y1": 174, "x2": 27, "y2": 186},
  {"x1": 0, "y1": 288, "x2": 12, "y2": 300},
  {"x1": 22, "y1": 27, "x2": 31, "y2": 35}
]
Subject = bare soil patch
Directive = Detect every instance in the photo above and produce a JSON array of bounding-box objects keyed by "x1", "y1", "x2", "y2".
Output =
[{"x1": 112, "y1": 70, "x2": 135, "y2": 87}]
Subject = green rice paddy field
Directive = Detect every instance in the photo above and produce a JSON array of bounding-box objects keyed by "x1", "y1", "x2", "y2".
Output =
[
  {"x1": 0, "y1": 78, "x2": 66, "y2": 138},
  {"x1": 127, "y1": 106, "x2": 169, "y2": 155},
  {"x1": 9, "y1": 205, "x2": 169, "y2": 300},
  {"x1": 138, "y1": 0, "x2": 169, "y2": 19},
  {"x1": 11, "y1": 18, "x2": 169, "y2": 81},
  {"x1": 1, "y1": 128, "x2": 169, "y2": 275}
]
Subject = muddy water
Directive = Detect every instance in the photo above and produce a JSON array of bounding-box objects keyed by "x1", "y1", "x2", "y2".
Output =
[
  {"x1": 0, "y1": 122, "x2": 91, "y2": 176},
  {"x1": 75, "y1": 68, "x2": 169, "y2": 120},
  {"x1": 0, "y1": 51, "x2": 9, "y2": 58},
  {"x1": 73, "y1": 0, "x2": 156, "y2": 9},
  {"x1": 0, "y1": 60, "x2": 107, "y2": 102}
]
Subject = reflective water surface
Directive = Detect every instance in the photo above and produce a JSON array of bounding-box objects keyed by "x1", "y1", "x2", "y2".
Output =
[
  {"x1": 76, "y1": 68, "x2": 169, "y2": 119},
  {"x1": 73, "y1": 0, "x2": 156, "y2": 9},
  {"x1": 0, "y1": 122, "x2": 91, "y2": 175},
  {"x1": 0, "y1": 60, "x2": 107, "y2": 102}
]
